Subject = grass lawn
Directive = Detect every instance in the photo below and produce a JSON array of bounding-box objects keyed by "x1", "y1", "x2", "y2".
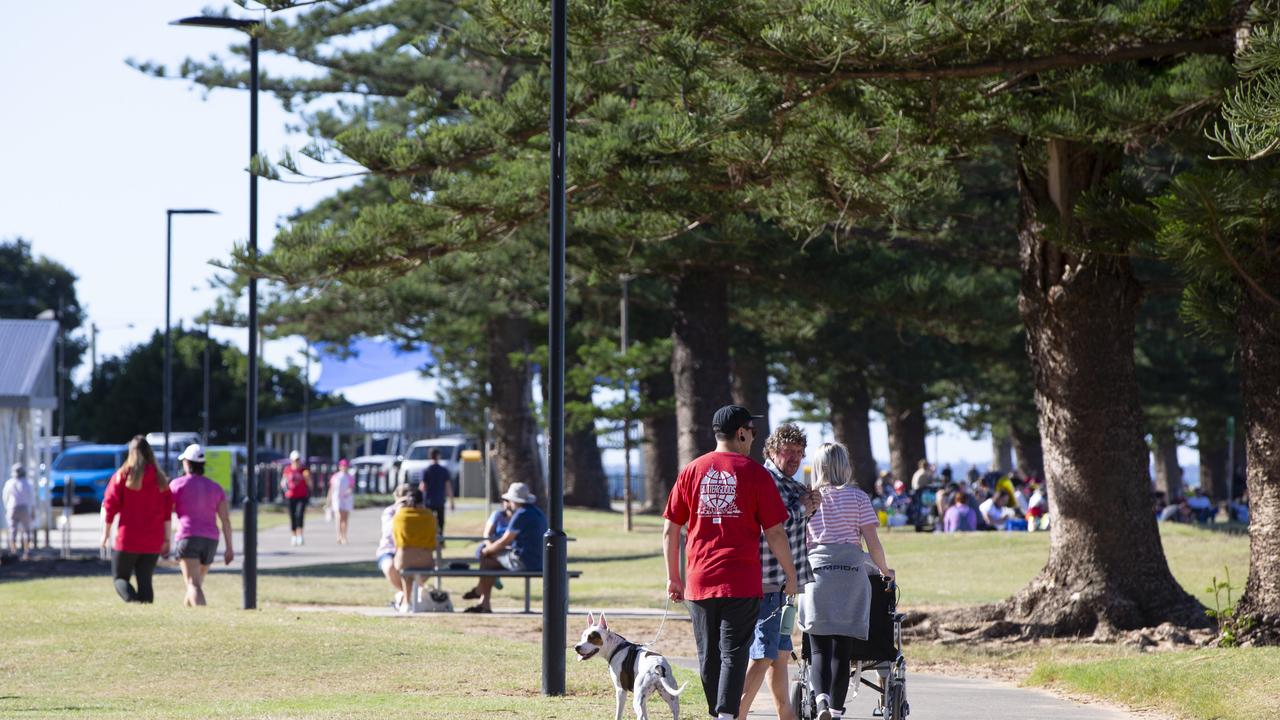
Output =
[
  {"x1": 0, "y1": 573, "x2": 702, "y2": 719},
  {"x1": 4, "y1": 507, "x2": 1266, "y2": 718}
]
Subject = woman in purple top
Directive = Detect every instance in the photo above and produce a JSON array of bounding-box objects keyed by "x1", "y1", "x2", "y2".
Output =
[{"x1": 169, "y1": 444, "x2": 235, "y2": 606}]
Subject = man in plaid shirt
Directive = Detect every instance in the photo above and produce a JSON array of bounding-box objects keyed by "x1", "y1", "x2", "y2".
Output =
[{"x1": 740, "y1": 423, "x2": 819, "y2": 719}]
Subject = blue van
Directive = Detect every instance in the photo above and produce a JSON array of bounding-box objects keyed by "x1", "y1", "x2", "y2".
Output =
[{"x1": 51, "y1": 444, "x2": 127, "y2": 509}]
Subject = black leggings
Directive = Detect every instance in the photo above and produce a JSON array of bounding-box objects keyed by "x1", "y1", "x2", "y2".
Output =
[
  {"x1": 112, "y1": 550, "x2": 159, "y2": 603},
  {"x1": 809, "y1": 634, "x2": 856, "y2": 712},
  {"x1": 288, "y1": 497, "x2": 308, "y2": 531}
]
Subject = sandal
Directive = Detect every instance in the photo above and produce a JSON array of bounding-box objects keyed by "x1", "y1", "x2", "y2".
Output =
[
  {"x1": 463, "y1": 604, "x2": 492, "y2": 614},
  {"x1": 462, "y1": 587, "x2": 481, "y2": 600}
]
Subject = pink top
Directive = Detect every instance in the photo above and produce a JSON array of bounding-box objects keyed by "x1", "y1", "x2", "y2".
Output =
[
  {"x1": 807, "y1": 485, "x2": 878, "y2": 546},
  {"x1": 169, "y1": 474, "x2": 226, "y2": 541}
]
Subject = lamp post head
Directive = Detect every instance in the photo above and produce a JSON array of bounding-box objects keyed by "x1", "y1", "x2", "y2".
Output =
[
  {"x1": 168, "y1": 208, "x2": 218, "y2": 216},
  {"x1": 170, "y1": 16, "x2": 261, "y2": 31}
]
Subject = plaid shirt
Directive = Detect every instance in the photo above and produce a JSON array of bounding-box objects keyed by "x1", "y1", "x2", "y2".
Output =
[{"x1": 759, "y1": 459, "x2": 813, "y2": 589}]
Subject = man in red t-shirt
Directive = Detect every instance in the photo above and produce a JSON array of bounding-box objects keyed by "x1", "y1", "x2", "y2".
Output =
[{"x1": 664, "y1": 405, "x2": 797, "y2": 720}]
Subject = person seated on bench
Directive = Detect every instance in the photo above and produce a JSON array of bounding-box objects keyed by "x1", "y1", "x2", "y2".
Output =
[
  {"x1": 463, "y1": 482, "x2": 546, "y2": 613},
  {"x1": 377, "y1": 483, "x2": 413, "y2": 609},
  {"x1": 392, "y1": 487, "x2": 438, "y2": 613}
]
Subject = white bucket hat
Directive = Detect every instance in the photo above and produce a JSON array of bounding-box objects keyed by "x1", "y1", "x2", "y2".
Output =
[
  {"x1": 501, "y1": 482, "x2": 536, "y2": 504},
  {"x1": 179, "y1": 444, "x2": 206, "y2": 463}
]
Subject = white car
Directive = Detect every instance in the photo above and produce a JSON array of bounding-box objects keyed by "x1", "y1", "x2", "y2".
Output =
[
  {"x1": 349, "y1": 454, "x2": 399, "y2": 492},
  {"x1": 397, "y1": 437, "x2": 478, "y2": 488}
]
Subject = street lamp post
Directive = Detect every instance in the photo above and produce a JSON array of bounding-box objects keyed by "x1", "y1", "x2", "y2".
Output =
[
  {"x1": 165, "y1": 209, "x2": 216, "y2": 474},
  {"x1": 172, "y1": 14, "x2": 262, "y2": 610},
  {"x1": 543, "y1": 0, "x2": 569, "y2": 697}
]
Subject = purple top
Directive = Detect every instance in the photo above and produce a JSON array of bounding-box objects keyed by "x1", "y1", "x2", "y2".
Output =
[
  {"x1": 169, "y1": 474, "x2": 226, "y2": 541},
  {"x1": 943, "y1": 504, "x2": 977, "y2": 533}
]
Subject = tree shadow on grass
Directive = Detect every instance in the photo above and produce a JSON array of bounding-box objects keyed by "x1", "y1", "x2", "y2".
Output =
[{"x1": 260, "y1": 561, "x2": 375, "y2": 578}]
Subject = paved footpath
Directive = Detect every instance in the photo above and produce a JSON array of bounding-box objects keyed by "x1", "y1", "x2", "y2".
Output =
[
  {"x1": 669, "y1": 657, "x2": 1150, "y2": 720},
  {"x1": 50, "y1": 504, "x2": 1157, "y2": 720}
]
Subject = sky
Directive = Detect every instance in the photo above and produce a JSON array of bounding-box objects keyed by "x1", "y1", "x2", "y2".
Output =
[{"x1": 0, "y1": 3, "x2": 1197, "y2": 472}]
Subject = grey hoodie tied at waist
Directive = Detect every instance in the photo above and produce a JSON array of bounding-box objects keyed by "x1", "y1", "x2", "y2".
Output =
[{"x1": 797, "y1": 542, "x2": 873, "y2": 639}]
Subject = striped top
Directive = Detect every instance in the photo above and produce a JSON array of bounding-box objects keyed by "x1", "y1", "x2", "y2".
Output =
[{"x1": 807, "y1": 484, "x2": 878, "y2": 546}]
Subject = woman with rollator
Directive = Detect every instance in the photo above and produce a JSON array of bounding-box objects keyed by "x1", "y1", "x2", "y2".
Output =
[{"x1": 799, "y1": 442, "x2": 895, "y2": 720}]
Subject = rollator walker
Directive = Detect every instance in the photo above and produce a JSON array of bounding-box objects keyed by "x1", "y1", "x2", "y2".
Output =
[{"x1": 791, "y1": 572, "x2": 909, "y2": 720}]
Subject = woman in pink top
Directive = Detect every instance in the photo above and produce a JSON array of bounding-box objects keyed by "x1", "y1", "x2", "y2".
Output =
[
  {"x1": 800, "y1": 442, "x2": 894, "y2": 720},
  {"x1": 169, "y1": 444, "x2": 234, "y2": 606}
]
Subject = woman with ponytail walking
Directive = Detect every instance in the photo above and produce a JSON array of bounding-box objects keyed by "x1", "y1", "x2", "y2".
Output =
[{"x1": 100, "y1": 436, "x2": 173, "y2": 603}]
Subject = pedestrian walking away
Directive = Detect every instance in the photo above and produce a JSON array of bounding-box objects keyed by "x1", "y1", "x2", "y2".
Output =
[
  {"x1": 740, "y1": 423, "x2": 819, "y2": 720},
  {"x1": 169, "y1": 444, "x2": 234, "y2": 606},
  {"x1": 281, "y1": 450, "x2": 311, "y2": 546},
  {"x1": 328, "y1": 458, "x2": 355, "y2": 544},
  {"x1": 4, "y1": 463, "x2": 35, "y2": 559},
  {"x1": 800, "y1": 442, "x2": 895, "y2": 720},
  {"x1": 100, "y1": 436, "x2": 173, "y2": 604},
  {"x1": 418, "y1": 448, "x2": 454, "y2": 536},
  {"x1": 663, "y1": 404, "x2": 798, "y2": 720}
]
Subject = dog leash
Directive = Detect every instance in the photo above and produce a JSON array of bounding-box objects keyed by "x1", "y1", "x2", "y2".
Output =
[
  {"x1": 642, "y1": 594, "x2": 792, "y2": 649},
  {"x1": 640, "y1": 595, "x2": 672, "y2": 647}
]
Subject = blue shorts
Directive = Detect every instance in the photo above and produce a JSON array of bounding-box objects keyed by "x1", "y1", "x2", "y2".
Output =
[{"x1": 748, "y1": 591, "x2": 794, "y2": 660}]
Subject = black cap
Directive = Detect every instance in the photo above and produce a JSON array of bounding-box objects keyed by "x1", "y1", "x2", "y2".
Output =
[{"x1": 712, "y1": 405, "x2": 763, "y2": 436}]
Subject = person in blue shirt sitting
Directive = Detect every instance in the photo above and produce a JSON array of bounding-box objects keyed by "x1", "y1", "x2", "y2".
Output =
[{"x1": 463, "y1": 482, "x2": 547, "y2": 613}]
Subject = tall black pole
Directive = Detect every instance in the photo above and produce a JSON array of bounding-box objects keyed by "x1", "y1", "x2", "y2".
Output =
[
  {"x1": 203, "y1": 319, "x2": 211, "y2": 446},
  {"x1": 302, "y1": 343, "x2": 310, "y2": 459},
  {"x1": 57, "y1": 295, "x2": 66, "y2": 456},
  {"x1": 164, "y1": 212, "x2": 173, "y2": 474},
  {"x1": 244, "y1": 32, "x2": 261, "y2": 611},
  {"x1": 542, "y1": 0, "x2": 568, "y2": 697}
]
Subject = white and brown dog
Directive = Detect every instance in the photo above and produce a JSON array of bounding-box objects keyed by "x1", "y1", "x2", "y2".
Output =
[{"x1": 573, "y1": 612, "x2": 686, "y2": 720}]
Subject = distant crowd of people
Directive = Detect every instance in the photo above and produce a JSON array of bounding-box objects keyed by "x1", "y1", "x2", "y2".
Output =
[
  {"x1": 869, "y1": 460, "x2": 1049, "y2": 533},
  {"x1": 1154, "y1": 486, "x2": 1249, "y2": 525}
]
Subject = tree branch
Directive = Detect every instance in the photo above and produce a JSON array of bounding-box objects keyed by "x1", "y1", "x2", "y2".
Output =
[{"x1": 759, "y1": 35, "x2": 1234, "y2": 82}]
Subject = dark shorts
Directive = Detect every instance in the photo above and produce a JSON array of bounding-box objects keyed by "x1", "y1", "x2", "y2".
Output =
[{"x1": 176, "y1": 536, "x2": 219, "y2": 565}]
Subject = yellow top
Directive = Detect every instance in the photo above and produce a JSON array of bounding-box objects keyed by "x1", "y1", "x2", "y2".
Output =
[{"x1": 392, "y1": 506, "x2": 438, "y2": 550}]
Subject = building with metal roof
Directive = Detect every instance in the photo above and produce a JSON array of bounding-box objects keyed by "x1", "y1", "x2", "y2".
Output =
[
  {"x1": 259, "y1": 398, "x2": 463, "y2": 460},
  {"x1": 0, "y1": 319, "x2": 58, "y2": 485}
]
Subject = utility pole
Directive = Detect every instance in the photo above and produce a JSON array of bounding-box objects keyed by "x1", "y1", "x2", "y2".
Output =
[
  {"x1": 90, "y1": 323, "x2": 98, "y2": 382},
  {"x1": 302, "y1": 343, "x2": 310, "y2": 460}
]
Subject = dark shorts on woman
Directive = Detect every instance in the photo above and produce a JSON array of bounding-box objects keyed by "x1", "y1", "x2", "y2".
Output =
[{"x1": 176, "y1": 536, "x2": 219, "y2": 565}]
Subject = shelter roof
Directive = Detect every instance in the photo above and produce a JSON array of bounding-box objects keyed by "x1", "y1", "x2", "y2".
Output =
[{"x1": 0, "y1": 319, "x2": 58, "y2": 409}]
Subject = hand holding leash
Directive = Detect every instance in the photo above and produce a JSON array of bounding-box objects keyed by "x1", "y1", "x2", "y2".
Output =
[{"x1": 666, "y1": 578, "x2": 684, "y2": 602}]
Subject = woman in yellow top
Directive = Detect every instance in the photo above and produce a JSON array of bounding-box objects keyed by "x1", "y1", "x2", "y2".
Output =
[{"x1": 392, "y1": 487, "x2": 437, "y2": 613}]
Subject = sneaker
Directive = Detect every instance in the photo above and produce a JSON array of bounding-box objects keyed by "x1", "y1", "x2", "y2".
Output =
[
  {"x1": 298, "y1": 536, "x2": 305, "y2": 546},
  {"x1": 393, "y1": 590, "x2": 404, "y2": 609},
  {"x1": 817, "y1": 696, "x2": 833, "y2": 720}
]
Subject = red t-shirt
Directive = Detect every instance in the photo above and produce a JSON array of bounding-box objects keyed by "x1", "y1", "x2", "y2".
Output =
[
  {"x1": 282, "y1": 465, "x2": 311, "y2": 499},
  {"x1": 663, "y1": 451, "x2": 788, "y2": 600},
  {"x1": 101, "y1": 466, "x2": 174, "y2": 554}
]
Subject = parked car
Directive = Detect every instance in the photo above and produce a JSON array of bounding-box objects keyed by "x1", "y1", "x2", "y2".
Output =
[
  {"x1": 349, "y1": 454, "x2": 399, "y2": 493},
  {"x1": 50, "y1": 444, "x2": 127, "y2": 510},
  {"x1": 396, "y1": 436, "x2": 479, "y2": 488},
  {"x1": 145, "y1": 431, "x2": 201, "y2": 455}
]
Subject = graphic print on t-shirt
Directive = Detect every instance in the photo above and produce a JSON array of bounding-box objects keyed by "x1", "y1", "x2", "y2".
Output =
[{"x1": 697, "y1": 467, "x2": 741, "y2": 518}]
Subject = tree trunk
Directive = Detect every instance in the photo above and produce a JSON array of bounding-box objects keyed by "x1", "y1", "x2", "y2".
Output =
[
  {"x1": 1000, "y1": 139, "x2": 1206, "y2": 635},
  {"x1": 831, "y1": 371, "x2": 877, "y2": 495},
  {"x1": 487, "y1": 314, "x2": 546, "y2": 509},
  {"x1": 671, "y1": 273, "x2": 733, "y2": 467},
  {"x1": 1231, "y1": 269, "x2": 1280, "y2": 644},
  {"x1": 731, "y1": 342, "x2": 770, "y2": 464},
  {"x1": 1152, "y1": 431, "x2": 1184, "y2": 500},
  {"x1": 562, "y1": 308, "x2": 611, "y2": 509},
  {"x1": 1197, "y1": 417, "x2": 1229, "y2": 503},
  {"x1": 641, "y1": 369, "x2": 679, "y2": 513},
  {"x1": 991, "y1": 435, "x2": 1014, "y2": 474},
  {"x1": 1010, "y1": 420, "x2": 1045, "y2": 480},
  {"x1": 883, "y1": 390, "x2": 927, "y2": 488}
]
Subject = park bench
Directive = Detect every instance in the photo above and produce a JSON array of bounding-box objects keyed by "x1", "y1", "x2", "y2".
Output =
[{"x1": 399, "y1": 534, "x2": 581, "y2": 613}]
